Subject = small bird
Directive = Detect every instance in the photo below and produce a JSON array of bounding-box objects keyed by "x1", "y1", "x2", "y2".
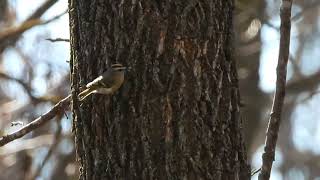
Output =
[{"x1": 78, "y1": 63, "x2": 126, "y2": 101}]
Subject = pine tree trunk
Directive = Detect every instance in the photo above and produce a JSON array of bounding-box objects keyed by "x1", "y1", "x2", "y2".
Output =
[{"x1": 69, "y1": 0, "x2": 250, "y2": 179}]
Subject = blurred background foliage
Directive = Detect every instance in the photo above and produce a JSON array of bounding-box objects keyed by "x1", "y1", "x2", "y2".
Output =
[{"x1": 0, "y1": 0, "x2": 319, "y2": 179}]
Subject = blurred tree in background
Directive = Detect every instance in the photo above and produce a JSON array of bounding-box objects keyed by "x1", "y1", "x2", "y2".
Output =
[
  {"x1": 0, "y1": 0, "x2": 319, "y2": 179},
  {"x1": 0, "y1": 0, "x2": 74, "y2": 179}
]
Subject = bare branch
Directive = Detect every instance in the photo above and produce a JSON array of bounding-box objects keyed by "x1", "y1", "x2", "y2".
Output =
[
  {"x1": 0, "y1": 0, "x2": 59, "y2": 53},
  {"x1": 0, "y1": 19, "x2": 42, "y2": 42},
  {"x1": 0, "y1": 71, "x2": 36, "y2": 100},
  {"x1": 0, "y1": 71, "x2": 53, "y2": 103},
  {"x1": 291, "y1": 1, "x2": 320, "y2": 21},
  {"x1": 299, "y1": 90, "x2": 320, "y2": 103},
  {"x1": 0, "y1": 95, "x2": 71, "y2": 147},
  {"x1": 26, "y1": 0, "x2": 59, "y2": 21},
  {"x1": 0, "y1": 9, "x2": 67, "y2": 43},
  {"x1": 259, "y1": 0, "x2": 292, "y2": 180},
  {"x1": 286, "y1": 70, "x2": 320, "y2": 95},
  {"x1": 261, "y1": 1, "x2": 320, "y2": 31}
]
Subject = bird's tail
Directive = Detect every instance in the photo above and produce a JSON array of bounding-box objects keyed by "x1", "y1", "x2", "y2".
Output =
[{"x1": 78, "y1": 89, "x2": 94, "y2": 101}]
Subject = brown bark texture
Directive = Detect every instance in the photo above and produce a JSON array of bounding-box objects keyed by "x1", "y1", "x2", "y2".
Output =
[{"x1": 69, "y1": 0, "x2": 250, "y2": 179}]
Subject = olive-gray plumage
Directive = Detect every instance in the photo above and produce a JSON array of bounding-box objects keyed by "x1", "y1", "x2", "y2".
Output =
[{"x1": 78, "y1": 64, "x2": 126, "y2": 101}]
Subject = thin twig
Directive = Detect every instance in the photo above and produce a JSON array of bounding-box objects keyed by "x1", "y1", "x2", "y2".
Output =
[
  {"x1": 41, "y1": 9, "x2": 68, "y2": 25},
  {"x1": 251, "y1": 168, "x2": 261, "y2": 176},
  {"x1": 299, "y1": 90, "x2": 320, "y2": 103},
  {"x1": 30, "y1": 119, "x2": 62, "y2": 180},
  {"x1": 0, "y1": 134, "x2": 54, "y2": 156},
  {"x1": 46, "y1": 38, "x2": 70, "y2": 42},
  {"x1": 0, "y1": 95, "x2": 71, "y2": 147},
  {"x1": 258, "y1": 1, "x2": 292, "y2": 180}
]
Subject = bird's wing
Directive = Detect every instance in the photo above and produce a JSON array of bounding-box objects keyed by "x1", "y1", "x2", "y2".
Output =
[
  {"x1": 86, "y1": 76, "x2": 104, "y2": 88},
  {"x1": 86, "y1": 73, "x2": 114, "y2": 88}
]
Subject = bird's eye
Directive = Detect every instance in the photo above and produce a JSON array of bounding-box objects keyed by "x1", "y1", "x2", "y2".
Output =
[{"x1": 115, "y1": 67, "x2": 126, "y2": 71}]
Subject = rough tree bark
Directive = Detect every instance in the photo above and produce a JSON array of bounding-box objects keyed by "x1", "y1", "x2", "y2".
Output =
[{"x1": 69, "y1": 0, "x2": 250, "y2": 179}]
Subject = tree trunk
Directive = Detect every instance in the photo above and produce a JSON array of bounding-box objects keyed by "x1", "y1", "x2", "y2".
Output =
[{"x1": 69, "y1": 0, "x2": 250, "y2": 179}]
